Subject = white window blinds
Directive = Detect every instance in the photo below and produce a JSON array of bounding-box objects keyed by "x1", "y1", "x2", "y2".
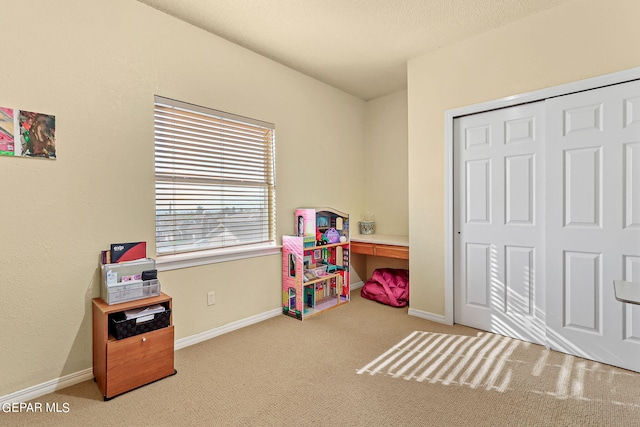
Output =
[{"x1": 154, "y1": 96, "x2": 276, "y2": 257}]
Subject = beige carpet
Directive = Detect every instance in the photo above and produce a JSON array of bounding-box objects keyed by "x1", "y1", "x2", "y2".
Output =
[{"x1": 5, "y1": 291, "x2": 640, "y2": 426}]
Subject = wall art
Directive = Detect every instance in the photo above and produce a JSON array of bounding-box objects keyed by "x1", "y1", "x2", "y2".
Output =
[{"x1": 0, "y1": 106, "x2": 56, "y2": 159}]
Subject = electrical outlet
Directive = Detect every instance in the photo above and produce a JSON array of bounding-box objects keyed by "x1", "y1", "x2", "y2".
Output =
[{"x1": 207, "y1": 291, "x2": 215, "y2": 306}]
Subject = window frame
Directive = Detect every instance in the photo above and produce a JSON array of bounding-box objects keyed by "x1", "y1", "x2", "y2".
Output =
[{"x1": 153, "y1": 96, "x2": 280, "y2": 271}]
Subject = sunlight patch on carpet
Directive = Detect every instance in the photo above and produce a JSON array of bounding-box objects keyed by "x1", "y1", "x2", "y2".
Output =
[{"x1": 356, "y1": 331, "x2": 640, "y2": 408}]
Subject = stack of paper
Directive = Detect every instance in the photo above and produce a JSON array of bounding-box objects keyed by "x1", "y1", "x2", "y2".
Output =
[{"x1": 124, "y1": 304, "x2": 166, "y2": 323}]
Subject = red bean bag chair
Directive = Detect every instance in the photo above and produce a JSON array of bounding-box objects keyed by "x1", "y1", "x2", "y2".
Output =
[{"x1": 360, "y1": 268, "x2": 409, "y2": 307}]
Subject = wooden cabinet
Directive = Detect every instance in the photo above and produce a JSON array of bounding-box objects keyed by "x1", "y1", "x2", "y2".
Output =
[
  {"x1": 92, "y1": 293, "x2": 175, "y2": 400},
  {"x1": 350, "y1": 241, "x2": 375, "y2": 256},
  {"x1": 351, "y1": 239, "x2": 409, "y2": 260}
]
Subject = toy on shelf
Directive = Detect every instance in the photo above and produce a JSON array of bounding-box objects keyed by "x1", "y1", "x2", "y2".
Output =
[
  {"x1": 316, "y1": 231, "x2": 328, "y2": 246},
  {"x1": 324, "y1": 228, "x2": 340, "y2": 243},
  {"x1": 282, "y1": 208, "x2": 350, "y2": 320},
  {"x1": 321, "y1": 260, "x2": 344, "y2": 273}
]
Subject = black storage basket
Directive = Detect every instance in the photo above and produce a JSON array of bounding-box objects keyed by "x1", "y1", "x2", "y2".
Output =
[{"x1": 110, "y1": 309, "x2": 171, "y2": 340}]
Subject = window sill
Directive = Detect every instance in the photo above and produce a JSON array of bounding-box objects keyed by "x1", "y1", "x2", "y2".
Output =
[{"x1": 156, "y1": 243, "x2": 282, "y2": 272}]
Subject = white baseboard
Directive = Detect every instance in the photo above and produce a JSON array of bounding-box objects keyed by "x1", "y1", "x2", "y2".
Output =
[
  {"x1": 408, "y1": 308, "x2": 452, "y2": 325},
  {"x1": 174, "y1": 307, "x2": 282, "y2": 350},
  {"x1": 0, "y1": 368, "x2": 93, "y2": 405},
  {"x1": 175, "y1": 283, "x2": 369, "y2": 351},
  {"x1": 0, "y1": 304, "x2": 447, "y2": 404},
  {"x1": 0, "y1": 307, "x2": 283, "y2": 405}
]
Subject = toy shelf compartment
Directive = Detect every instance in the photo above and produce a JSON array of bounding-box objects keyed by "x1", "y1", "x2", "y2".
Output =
[
  {"x1": 303, "y1": 293, "x2": 349, "y2": 317},
  {"x1": 303, "y1": 271, "x2": 342, "y2": 286},
  {"x1": 302, "y1": 272, "x2": 348, "y2": 317},
  {"x1": 304, "y1": 241, "x2": 350, "y2": 250}
]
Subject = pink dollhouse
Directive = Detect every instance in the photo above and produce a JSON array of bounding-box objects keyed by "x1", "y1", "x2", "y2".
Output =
[{"x1": 282, "y1": 208, "x2": 350, "y2": 320}]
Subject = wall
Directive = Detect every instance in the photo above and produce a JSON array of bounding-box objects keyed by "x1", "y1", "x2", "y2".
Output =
[
  {"x1": 0, "y1": 0, "x2": 366, "y2": 396},
  {"x1": 355, "y1": 90, "x2": 409, "y2": 279},
  {"x1": 407, "y1": 0, "x2": 640, "y2": 317},
  {"x1": 364, "y1": 90, "x2": 409, "y2": 235}
]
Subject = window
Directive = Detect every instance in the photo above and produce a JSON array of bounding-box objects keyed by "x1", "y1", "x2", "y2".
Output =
[{"x1": 154, "y1": 96, "x2": 277, "y2": 269}]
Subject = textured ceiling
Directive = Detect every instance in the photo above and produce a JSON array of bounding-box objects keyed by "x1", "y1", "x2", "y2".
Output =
[{"x1": 136, "y1": 0, "x2": 572, "y2": 100}]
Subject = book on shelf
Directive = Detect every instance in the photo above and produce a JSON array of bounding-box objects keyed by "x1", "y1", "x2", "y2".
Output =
[
  {"x1": 101, "y1": 242, "x2": 147, "y2": 265},
  {"x1": 101, "y1": 250, "x2": 111, "y2": 265},
  {"x1": 110, "y1": 241, "x2": 146, "y2": 263}
]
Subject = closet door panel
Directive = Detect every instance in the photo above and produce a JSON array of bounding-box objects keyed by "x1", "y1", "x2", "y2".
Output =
[
  {"x1": 546, "y1": 79, "x2": 640, "y2": 373},
  {"x1": 454, "y1": 102, "x2": 545, "y2": 345}
]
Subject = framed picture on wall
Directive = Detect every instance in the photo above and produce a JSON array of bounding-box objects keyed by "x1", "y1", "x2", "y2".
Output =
[
  {"x1": 0, "y1": 106, "x2": 56, "y2": 159},
  {"x1": 19, "y1": 110, "x2": 56, "y2": 159},
  {"x1": 0, "y1": 107, "x2": 16, "y2": 156}
]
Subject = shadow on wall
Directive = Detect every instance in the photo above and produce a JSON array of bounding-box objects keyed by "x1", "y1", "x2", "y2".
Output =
[{"x1": 60, "y1": 268, "x2": 102, "y2": 383}]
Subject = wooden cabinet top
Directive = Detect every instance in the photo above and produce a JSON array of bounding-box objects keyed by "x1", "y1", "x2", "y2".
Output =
[{"x1": 92, "y1": 292, "x2": 172, "y2": 314}]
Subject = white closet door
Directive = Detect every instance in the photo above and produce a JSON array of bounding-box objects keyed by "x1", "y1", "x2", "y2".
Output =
[
  {"x1": 545, "y1": 79, "x2": 640, "y2": 372},
  {"x1": 454, "y1": 102, "x2": 546, "y2": 345}
]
